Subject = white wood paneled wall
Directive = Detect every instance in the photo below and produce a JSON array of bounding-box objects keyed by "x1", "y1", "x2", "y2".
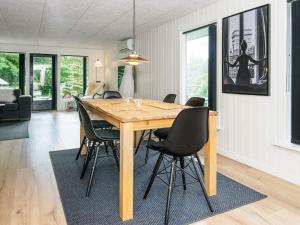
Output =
[{"x1": 134, "y1": 0, "x2": 300, "y2": 185}]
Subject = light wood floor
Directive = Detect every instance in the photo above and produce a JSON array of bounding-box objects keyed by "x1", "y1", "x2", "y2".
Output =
[{"x1": 0, "y1": 111, "x2": 299, "y2": 225}]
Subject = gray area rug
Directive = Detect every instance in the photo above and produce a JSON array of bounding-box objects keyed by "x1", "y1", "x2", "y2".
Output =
[
  {"x1": 50, "y1": 145, "x2": 267, "y2": 225},
  {"x1": 0, "y1": 121, "x2": 29, "y2": 141}
]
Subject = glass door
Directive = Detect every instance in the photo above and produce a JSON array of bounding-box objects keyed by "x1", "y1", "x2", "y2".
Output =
[{"x1": 30, "y1": 54, "x2": 57, "y2": 111}]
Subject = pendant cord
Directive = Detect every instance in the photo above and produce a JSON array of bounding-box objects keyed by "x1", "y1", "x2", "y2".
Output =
[{"x1": 133, "y1": 0, "x2": 136, "y2": 51}]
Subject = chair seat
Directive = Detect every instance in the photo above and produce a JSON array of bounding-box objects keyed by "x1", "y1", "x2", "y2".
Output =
[
  {"x1": 154, "y1": 128, "x2": 170, "y2": 140},
  {"x1": 95, "y1": 129, "x2": 120, "y2": 141},
  {"x1": 92, "y1": 120, "x2": 112, "y2": 129},
  {"x1": 147, "y1": 140, "x2": 173, "y2": 156},
  {"x1": 147, "y1": 140, "x2": 201, "y2": 157}
]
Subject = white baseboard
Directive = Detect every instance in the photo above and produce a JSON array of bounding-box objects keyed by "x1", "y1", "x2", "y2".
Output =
[{"x1": 217, "y1": 148, "x2": 300, "y2": 186}]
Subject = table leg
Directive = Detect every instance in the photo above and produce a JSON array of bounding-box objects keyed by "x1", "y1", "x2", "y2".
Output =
[
  {"x1": 80, "y1": 124, "x2": 87, "y2": 155},
  {"x1": 119, "y1": 122, "x2": 134, "y2": 221},
  {"x1": 204, "y1": 115, "x2": 217, "y2": 196}
]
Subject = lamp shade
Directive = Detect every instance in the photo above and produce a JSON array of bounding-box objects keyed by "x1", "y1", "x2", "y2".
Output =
[
  {"x1": 94, "y1": 59, "x2": 102, "y2": 67},
  {"x1": 119, "y1": 52, "x2": 148, "y2": 66}
]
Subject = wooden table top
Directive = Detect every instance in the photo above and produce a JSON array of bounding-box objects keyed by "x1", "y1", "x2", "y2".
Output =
[{"x1": 84, "y1": 98, "x2": 217, "y2": 123}]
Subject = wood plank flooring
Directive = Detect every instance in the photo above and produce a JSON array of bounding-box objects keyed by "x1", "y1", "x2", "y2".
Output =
[{"x1": 0, "y1": 111, "x2": 299, "y2": 225}]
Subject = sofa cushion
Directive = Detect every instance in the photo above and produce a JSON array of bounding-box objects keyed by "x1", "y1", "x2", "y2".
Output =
[
  {"x1": 0, "y1": 89, "x2": 20, "y2": 103},
  {"x1": 4, "y1": 103, "x2": 18, "y2": 111}
]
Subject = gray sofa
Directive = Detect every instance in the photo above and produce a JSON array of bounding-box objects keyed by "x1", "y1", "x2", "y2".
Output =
[{"x1": 0, "y1": 89, "x2": 32, "y2": 121}]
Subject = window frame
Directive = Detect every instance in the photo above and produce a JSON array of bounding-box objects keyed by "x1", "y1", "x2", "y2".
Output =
[
  {"x1": 180, "y1": 23, "x2": 217, "y2": 110},
  {"x1": 0, "y1": 51, "x2": 25, "y2": 94},
  {"x1": 60, "y1": 55, "x2": 88, "y2": 97}
]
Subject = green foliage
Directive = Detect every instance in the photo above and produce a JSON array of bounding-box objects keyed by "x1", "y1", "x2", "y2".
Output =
[
  {"x1": 33, "y1": 57, "x2": 52, "y2": 97},
  {"x1": 0, "y1": 54, "x2": 85, "y2": 98},
  {"x1": 0, "y1": 53, "x2": 19, "y2": 88},
  {"x1": 60, "y1": 56, "x2": 84, "y2": 97},
  {"x1": 186, "y1": 57, "x2": 209, "y2": 100}
]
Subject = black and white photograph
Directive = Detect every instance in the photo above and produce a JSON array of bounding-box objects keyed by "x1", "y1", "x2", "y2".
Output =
[{"x1": 222, "y1": 5, "x2": 269, "y2": 95}]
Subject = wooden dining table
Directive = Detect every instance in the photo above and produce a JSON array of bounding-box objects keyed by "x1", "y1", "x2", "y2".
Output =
[{"x1": 82, "y1": 98, "x2": 217, "y2": 221}]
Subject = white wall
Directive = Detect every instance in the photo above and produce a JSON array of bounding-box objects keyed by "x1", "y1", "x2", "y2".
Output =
[
  {"x1": 104, "y1": 44, "x2": 120, "y2": 91},
  {"x1": 0, "y1": 43, "x2": 104, "y2": 109},
  {"x1": 135, "y1": 0, "x2": 300, "y2": 185}
]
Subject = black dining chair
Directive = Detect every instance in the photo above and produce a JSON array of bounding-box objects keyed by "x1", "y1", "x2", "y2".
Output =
[
  {"x1": 103, "y1": 91, "x2": 122, "y2": 99},
  {"x1": 135, "y1": 94, "x2": 176, "y2": 164},
  {"x1": 185, "y1": 96, "x2": 206, "y2": 107},
  {"x1": 143, "y1": 107, "x2": 214, "y2": 225},
  {"x1": 73, "y1": 96, "x2": 112, "y2": 160},
  {"x1": 77, "y1": 101, "x2": 120, "y2": 196},
  {"x1": 153, "y1": 96, "x2": 206, "y2": 174}
]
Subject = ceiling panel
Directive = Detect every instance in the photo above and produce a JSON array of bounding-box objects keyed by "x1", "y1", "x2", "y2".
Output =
[{"x1": 0, "y1": 0, "x2": 219, "y2": 48}]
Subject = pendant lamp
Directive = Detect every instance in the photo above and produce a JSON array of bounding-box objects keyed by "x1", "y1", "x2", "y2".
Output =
[{"x1": 120, "y1": 0, "x2": 148, "y2": 65}]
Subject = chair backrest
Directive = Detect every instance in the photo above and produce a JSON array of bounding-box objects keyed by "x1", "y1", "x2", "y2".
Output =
[
  {"x1": 165, "y1": 107, "x2": 209, "y2": 156},
  {"x1": 85, "y1": 81, "x2": 105, "y2": 98},
  {"x1": 163, "y1": 94, "x2": 176, "y2": 103},
  {"x1": 73, "y1": 95, "x2": 83, "y2": 106},
  {"x1": 73, "y1": 96, "x2": 83, "y2": 122},
  {"x1": 185, "y1": 97, "x2": 205, "y2": 107},
  {"x1": 103, "y1": 91, "x2": 122, "y2": 99},
  {"x1": 76, "y1": 101, "x2": 98, "y2": 141}
]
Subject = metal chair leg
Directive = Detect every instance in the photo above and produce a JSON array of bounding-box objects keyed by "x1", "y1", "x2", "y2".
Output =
[
  {"x1": 179, "y1": 157, "x2": 187, "y2": 190},
  {"x1": 86, "y1": 145, "x2": 100, "y2": 196},
  {"x1": 135, "y1": 130, "x2": 146, "y2": 155},
  {"x1": 195, "y1": 154, "x2": 204, "y2": 175},
  {"x1": 143, "y1": 153, "x2": 164, "y2": 199},
  {"x1": 110, "y1": 141, "x2": 120, "y2": 169},
  {"x1": 80, "y1": 143, "x2": 94, "y2": 179},
  {"x1": 164, "y1": 157, "x2": 177, "y2": 225},
  {"x1": 191, "y1": 155, "x2": 214, "y2": 212},
  {"x1": 145, "y1": 130, "x2": 152, "y2": 164},
  {"x1": 76, "y1": 136, "x2": 86, "y2": 160},
  {"x1": 104, "y1": 141, "x2": 108, "y2": 154}
]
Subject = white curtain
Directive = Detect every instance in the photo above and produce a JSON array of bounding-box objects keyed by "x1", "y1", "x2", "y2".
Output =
[{"x1": 119, "y1": 65, "x2": 134, "y2": 98}]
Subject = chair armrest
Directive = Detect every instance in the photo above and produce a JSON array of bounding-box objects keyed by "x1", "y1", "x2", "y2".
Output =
[
  {"x1": 93, "y1": 93, "x2": 103, "y2": 99},
  {"x1": 18, "y1": 95, "x2": 32, "y2": 120}
]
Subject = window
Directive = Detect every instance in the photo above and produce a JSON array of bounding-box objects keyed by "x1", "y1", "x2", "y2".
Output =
[
  {"x1": 182, "y1": 24, "x2": 217, "y2": 110},
  {"x1": 290, "y1": 0, "x2": 300, "y2": 144},
  {"x1": 0, "y1": 52, "x2": 25, "y2": 93},
  {"x1": 60, "y1": 56, "x2": 87, "y2": 97}
]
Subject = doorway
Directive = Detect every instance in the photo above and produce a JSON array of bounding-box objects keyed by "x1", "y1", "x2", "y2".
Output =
[{"x1": 30, "y1": 54, "x2": 57, "y2": 111}]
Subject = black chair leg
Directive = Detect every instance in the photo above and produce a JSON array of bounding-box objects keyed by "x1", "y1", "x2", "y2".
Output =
[
  {"x1": 135, "y1": 130, "x2": 145, "y2": 155},
  {"x1": 179, "y1": 157, "x2": 187, "y2": 190},
  {"x1": 191, "y1": 155, "x2": 214, "y2": 212},
  {"x1": 86, "y1": 145, "x2": 100, "y2": 196},
  {"x1": 143, "y1": 153, "x2": 164, "y2": 199},
  {"x1": 145, "y1": 130, "x2": 152, "y2": 164},
  {"x1": 76, "y1": 136, "x2": 86, "y2": 160},
  {"x1": 195, "y1": 154, "x2": 204, "y2": 175},
  {"x1": 110, "y1": 141, "x2": 120, "y2": 169},
  {"x1": 104, "y1": 141, "x2": 108, "y2": 154},
  {"x1": 80, "y1": 144, "x2": 93, "y2": 179},
  {"x1": 165, "y1": 157, "x2": 177, "y2": 225}
]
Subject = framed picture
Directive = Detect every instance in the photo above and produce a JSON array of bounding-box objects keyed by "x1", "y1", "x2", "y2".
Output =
[{"x1": 222, "y1": 5, "x2": 269, "y2": 95}]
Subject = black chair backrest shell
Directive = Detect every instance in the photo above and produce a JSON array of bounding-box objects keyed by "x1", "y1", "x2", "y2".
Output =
[
  {"x1": 77, "y1": 101, "x2": 98, "y2": 141},
  {"x1": 163, "y1": 94, "x2": 176, "y2": 103},
  {"x1": 165, "y1": 107, "x2": 209, "y2": 156},
  {"x1": 185, "y1": 97, "x2": 205, "y2": 107},
  {"x1": 103, "y1": 91, "x2": 122, "y2": 99}
]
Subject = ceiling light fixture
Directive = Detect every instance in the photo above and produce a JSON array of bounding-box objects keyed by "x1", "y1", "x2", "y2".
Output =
[{"x1": 120, "y1": 0, "x2": 148, "y2": 66}]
